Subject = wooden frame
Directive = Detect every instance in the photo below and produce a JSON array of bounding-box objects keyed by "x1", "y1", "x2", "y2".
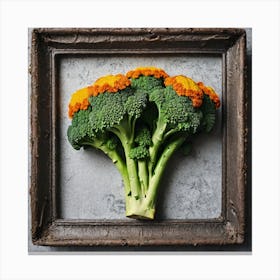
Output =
[{"x1": 30, "y1": 28, "x2": 249, "y2": 248}]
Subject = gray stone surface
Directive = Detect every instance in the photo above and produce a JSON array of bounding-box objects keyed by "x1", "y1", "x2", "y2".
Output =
[{"x1": 59, "y1": 56, "x2": 222, "y2": 220}]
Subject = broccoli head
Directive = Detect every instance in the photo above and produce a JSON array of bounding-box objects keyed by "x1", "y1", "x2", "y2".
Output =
[{"x1": 67, "y1": 67, "x2": 220, "y2": 220}]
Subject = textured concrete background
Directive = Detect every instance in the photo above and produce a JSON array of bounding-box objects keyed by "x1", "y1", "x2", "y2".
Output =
[{"x1": 59, "y1": 55, "x2": 222, "y2": 220}]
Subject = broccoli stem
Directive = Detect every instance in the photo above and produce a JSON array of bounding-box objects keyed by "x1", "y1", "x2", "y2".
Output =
[
  {"x1": 110, "y1": 120, "x2": 141, "y2": 199},
  {"x1": 148, "y1": 116, "x2": 167, "y2": 176},
  {"x1": 162, "y1": 128, "x2": 180, "y2": 142},
  {"x1": 125, "y1": 136, "x2": 186, "y2": 219},
  {"x1": 125, "y1": 152, "x2": 141, "y2": 199},
  {"x1": 125, "y1": 197, "x2": 155, "y2": 220},
  {"x1": 138, "y1": 160, "x2": 148, "y2": 196},
  {"x1": 148, "y1": 115, "x2": 181, "y2": 177},
  {"x1": 146, "y1": 136, "x2": 186, "y2": 210}
]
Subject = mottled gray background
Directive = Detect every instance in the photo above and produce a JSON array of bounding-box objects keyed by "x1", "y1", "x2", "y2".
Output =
[
  {"x1": 59, "y1": 56, "x2": 222, "y2": 220},
  {"x1": 29, "y1": 29, "x2": 251, "y2": 252}
]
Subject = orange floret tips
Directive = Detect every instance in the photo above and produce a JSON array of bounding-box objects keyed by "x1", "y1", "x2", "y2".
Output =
[
  {"x1": 164, "y1": 75, "x2": 203, "y2": 107},
  {"x1": 91, "y1": 74, "x2": 131, "y2": 96},
  {"x1": 68, "y1": 86, "x2": 91, "y2": 118},
  {"x1": 197, "y1": 82, "x2": 221, "y2": 109},
  {"x1": 126, "y1": 66, "x2": 169, "y2": 79}
]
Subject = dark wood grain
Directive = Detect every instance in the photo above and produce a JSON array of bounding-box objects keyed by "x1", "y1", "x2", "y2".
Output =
[{"x1": 30, "y1": 28, "x2": 249, "y2": 248}]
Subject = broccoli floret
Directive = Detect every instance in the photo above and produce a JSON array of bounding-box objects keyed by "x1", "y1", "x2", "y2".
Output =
[
  {"x1": 129, "y1": 127, "x2": 152, "y2": 160},
  {"x1": 67, "y1": 69, "x2": 220, "y2": 220},
  {"x1": 134, "y1": 126, "x2": 152, "y2": 146},
  {"x1": 129, "y1": 146, "x2": 149, "y2": 160},
  {"x1": 88, "y1": 91, "x2": 128, "y2": 132},
  {"x1": 200, "y1": 95, "x2": 217, "y2": 132},
  {"x1": 125, "y1": 90, "x2": 147, "y2": 118},
  {"x1": 131, "y1": 76, "x2": 164, "y2": 92},
  {"x1": 150, "y1": 86, "x2": 203, "y2": 135},
  {"x1": 106, "y1": 136, "x2": 119, "y2": 151},
  {"x1": 67, "y1": 109, "x2": 95, "y2": 150}
]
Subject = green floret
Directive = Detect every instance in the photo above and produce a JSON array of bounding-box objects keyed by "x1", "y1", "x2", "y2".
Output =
[
  {"x1": 129, "y1": 127, "x2": 152, "y2": 160},
  {"x1": 130, "y1": 76, "x2": 164, "y2": 92},
  {"x1": 200, "y1": 95, "x2": 217, "y2": 132},
  {"x1": 125, "y1": 90, "x2": 147, "y2": 118},
  {"x1": 67, "y1": 109, "x2": 95, "y2": 150},
  {"x1": 129, "y1": 146, "x2": 149, "y2": 160},
  {"x1": 134, "y1": 126, "x2": 152, "y2": 147},
  {"x1": 150, "y1": 86, "x2": 202, "y2": 135},
  {"x1": 106, "y1": 136, "x2": 119, "y2": 151},
  {"x1": 88, "y1": 89, "x2": 147, "y2": 139},
  {"x1": 89, "y1": 91, "x2": 128, "y2": 132}
]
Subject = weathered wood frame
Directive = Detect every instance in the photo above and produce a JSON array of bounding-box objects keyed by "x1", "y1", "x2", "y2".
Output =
[{"x1": 30, "y1": 28, "x2": 249, "y2": 248}]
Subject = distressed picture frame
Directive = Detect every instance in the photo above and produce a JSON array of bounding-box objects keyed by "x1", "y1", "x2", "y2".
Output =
[{"x1": 30, "y1": 28, "x2": 249, "y2": 249}]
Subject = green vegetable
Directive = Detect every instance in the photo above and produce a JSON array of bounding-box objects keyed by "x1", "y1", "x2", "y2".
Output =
[{"x1": 67, "y1": 69, "x2": 220, "y2": 219}]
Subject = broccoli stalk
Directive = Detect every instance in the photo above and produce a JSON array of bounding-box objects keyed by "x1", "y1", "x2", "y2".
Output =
[{"x1": 67, "y1": 72, "x2": 219, "y2": 220}]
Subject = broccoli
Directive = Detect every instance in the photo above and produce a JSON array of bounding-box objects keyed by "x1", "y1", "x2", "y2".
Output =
[{"x1": 67, "y1": 67, "x2": 220, "y2": 220}]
